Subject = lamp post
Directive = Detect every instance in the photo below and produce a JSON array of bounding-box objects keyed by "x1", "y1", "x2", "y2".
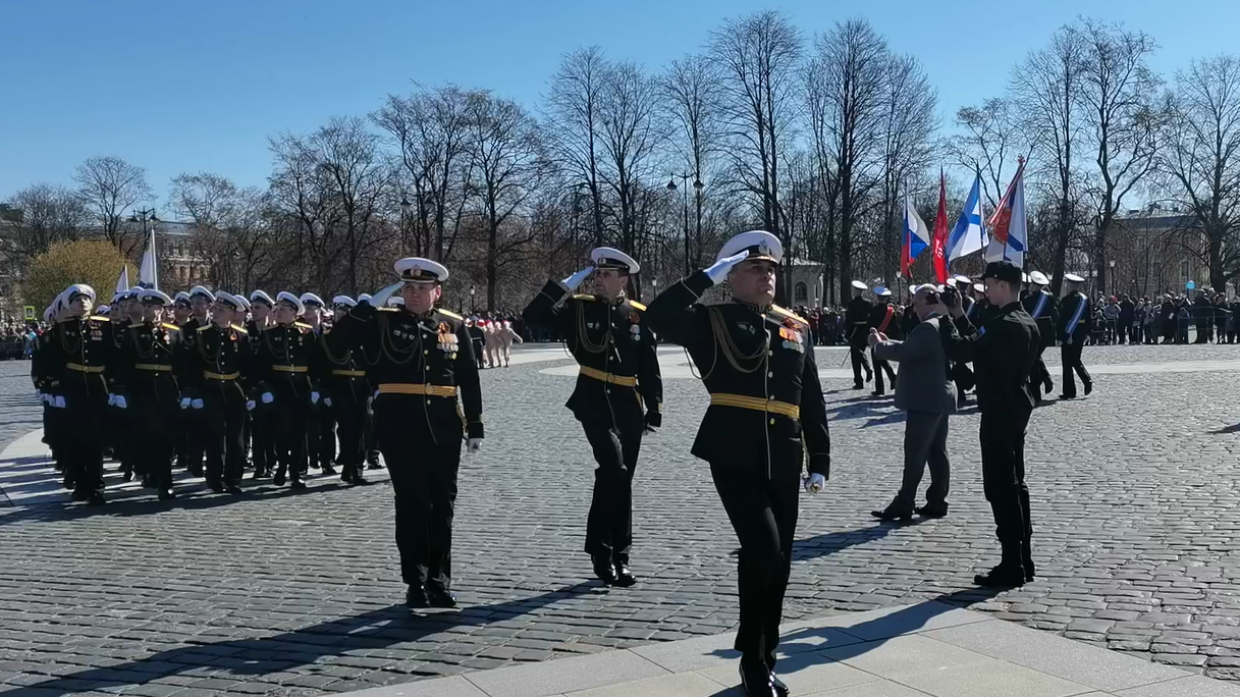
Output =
[
  {"x1": 469, "y1": 285, "x2": 476, "y2": 314},
  {"x1": 666, "y1": 173, "x2": 694, "y2": 276}
]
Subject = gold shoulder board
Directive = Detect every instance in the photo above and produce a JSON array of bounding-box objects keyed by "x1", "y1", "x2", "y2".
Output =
[
  {"x1": 88, "y1": 315, "x2": 110, "y2": 322},
  {"x1": 230, "y1": 324, "x2": 248, "y2": 335},
  {"x1": 437, "y1": 308, "x2": 464, "y2": 321},
  {"x1": 771, "y1": 305, "x2": 809, "y2": 325},
  {"x1": 197, "y1": 324, "x2": 212, "y2": 332},
  {"x1": 377, "y1": 307, "x2": 398, "y2": 313},
  {"x1": 572, "y1": 294, "x2": 596, "y2": 301},
  {"x1": 293, "y1": 322, "x2": 313, "y2": 330},
  {"x1": 628, "y1": 300, "x2": 647, "y2": 311},
  {"x1": 161, "y1": 323, "x2": 179, "y2": 331}
]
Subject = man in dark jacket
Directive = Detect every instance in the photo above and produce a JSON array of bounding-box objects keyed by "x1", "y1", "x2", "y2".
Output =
[{"x1": 1118, "y1": 294, "x2": 1135, "y2": 344}]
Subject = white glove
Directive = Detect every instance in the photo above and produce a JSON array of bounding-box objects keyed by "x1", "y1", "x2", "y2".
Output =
[
  {"x1": 107, "y1": 393, "x2": 116, "y2": 407},
  {"x1": 114, "y1": 395, "x2": 127, "y2": 410},
  {"x1": 310, "y1": 391, "x2": 320, "y2": 405},
  {"x1": 561, "y1": 267, "x2": 594, "y2": 292},
  {"x1": 54, "y1": 395, "x2": 65, "y2": 409},
  {"x1": 191, "y1": 398, "x2": 204, "y2": 410},
  {"x1": 371, "y1": 281, "x2": 405, "y2": 308},
  {"x1": 246, "y1": 400, "x2": 256, "y2": 412},
  {"x1": 467, "y1": 438, "x2": 482, "y2": 455},
  {"x1": 804, "y1": 473, "x2": 827, "y2": 493},
  {"x1": 180, "y1": 397, "x2": 191, "y2": 410},
  {"x1": 323, "y1": 396, "x2": 332, "y2": 407},
  {"x1": 261, "y1": 392, "x2": 274, "y2": 404},
  {"x1": 705, "y1": 251, "x2": 750, "y2": 285}
]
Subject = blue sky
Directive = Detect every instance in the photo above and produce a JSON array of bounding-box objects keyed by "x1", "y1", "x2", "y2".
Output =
[{"x1": 2, "y1": 0, "x2": 1236, "y2": 207}]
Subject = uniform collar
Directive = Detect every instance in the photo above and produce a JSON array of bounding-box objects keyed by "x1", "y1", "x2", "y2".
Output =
[{"x1": 731, "y1": 297, "x2": 772, "y2": 314}]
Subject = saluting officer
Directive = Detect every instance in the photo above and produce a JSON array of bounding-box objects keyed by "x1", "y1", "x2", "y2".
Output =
[
  {"x1": 1058, "y1": 274, "x2": 1093, "y2": 399},
  {"x1": 177, "y1": 292, "x2": 252, "y2": 493},
  {"x1": 246, "y1": 291, "x2": 277, "y2": 479},
  {"x1": 944, "y1": 261, "x2": 1040, "y2": 587},
  {"x1": 334, "y1": 258, "x2": 484, "y2": 610},
  {"x1": 646, "y1": 231, "x2": 831, "y2": 697},
  {"x1": 1021, "y1": 271, "x2": 1058, "y2": 402},
  {"x1": 254, "y1": 292, "x2": 318, "y2": 490},
  {"x1": 116, "y1": 289, "x2": 181, "y2": 499},
  {"x1": 44, "y1": 284, "x2": 114, "y2": 505},
  {"x1": 867, "y1": 287, "x2": 899, "y2": 397},
  {"x1": 317, "y1": 295, "x2": 371, "y2": 485},
  {"x1": 845, "y1": 280, "x2": 873, "y2": 389},
  {"x1": 522, "y1": 247, "x2": 662, "y2": 587}
]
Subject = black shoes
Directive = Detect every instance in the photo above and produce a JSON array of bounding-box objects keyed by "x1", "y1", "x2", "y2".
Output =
[
  {"x1": 974, "y1": 564, "x2": 1027, "y2": 588},
  {"x1": 871, "y1": 505, "x2": 913, "y2": 522},
  {"x1": 405, "y1": 585, "x2": 429, "y2": 609},
  {"x1": 871, "y1": 390, "x2": 884, "y2": 397},
  {"x1": 1059, "y1": 393, "x2": 1075, "y2": 400},
  {"x1": 86, "y1": 491, "x2": 106, "y2": 507},
  {"x1": 427, "y1": 585, "x2": 457, "y2": 608},
  {"x1": 739, "y1": 661, "x2": 778, "y2": 697},
  {"x1": 770, "y1": 671, "x2": 790, "y2": 697},
  {"x1": 273, "y1": 469, "x2": 286, "y2": 486},
  {"x1": 852, "y1": 383, "x2": 864, "y2": 390},
  {"x1": 225, "y1": 484, "x2": 242, "y2": 495},
  {"x1": 1084, "y1": 382, "x2": 1093, "y2": 396},
  {"x1": 158, "y1": 488, "x2": 176, "y2": 501},
  {"x1": 321, "y1": 463, "x2": 338, "y2": 476},
  {"x1": 208, "y1": 481, "x2": 225, "y2": 494},
  {"x1": 613, "y1": 562, "x2": 637, "y2": 588},
  {"x1": 592, "y1": 555, "x2": 617, "y2": 585},
  {"x1": 1043, "y1": 379, "x2": 1054, "y2": 395},
  {"x1": 290, "y1": 480, "x2": 307, "y2": 491},
  {"x1": 915, "y1": 505, "x2": 948, "y2": 519}
]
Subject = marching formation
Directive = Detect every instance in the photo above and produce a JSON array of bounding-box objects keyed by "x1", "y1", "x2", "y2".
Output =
[{"x1": 28, "y1": 231, "x2": 1063, "y2": 697}]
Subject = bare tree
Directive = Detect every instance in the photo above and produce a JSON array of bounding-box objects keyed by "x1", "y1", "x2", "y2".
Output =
[
  {"x1": 169, "y1": 172, "x2": 242, "y2": 230},
  {"x1": 805, "y1": 19, "x2": 889, "y2": 300},
  {"x1": 545, "y1": 47, "x2": 610, "y2": 247},
  {"x1": 711, "y1": 11, "x2": 803, "y2": 255},
  {"x1": 1161, "y1": 55, "x2": 1240, "y2": 290},
  {"x1": 268, "y1": 132, "x2": 340, "y2": 290},
  {"x1": 463, "y1": 92, "x2": 546, "y2": 310},
  {"x1": 1077, "y1": 18, "x2": 1162, "y2": 293},
  {"x1": 945, "y1": 98, "x2": 1030, "y2": 207},
  {"x1": 1013, "y1": 25, "x2": 1087, "y2": 293},
  {"x1": 314, "y1": 117, "x2": 390, "y2": 295},
  {"x1": 73, "y1": 155, "x2": 153, "y2": 247},
  {"x1": 662, "y1": 54, "x2": 722, "y2": 268},
  {"x1": 2, "y1": 183, "x2": 89, "y2": 270},
  {"x1": 598, "y1": 61, "x2": 664, "y2": 262},
  {"x1": 878, "y1": 53, "x2": 937, "y2": 285}
]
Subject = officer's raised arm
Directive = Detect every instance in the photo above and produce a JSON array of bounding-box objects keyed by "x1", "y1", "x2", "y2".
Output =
[{"x1": 645, "y1": 250, "x2": 748, "y2": 346}]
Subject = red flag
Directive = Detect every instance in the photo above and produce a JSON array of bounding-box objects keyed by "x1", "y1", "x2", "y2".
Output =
[{"x1": 932, "y1": 170, "x2": 949, "y2": 283}]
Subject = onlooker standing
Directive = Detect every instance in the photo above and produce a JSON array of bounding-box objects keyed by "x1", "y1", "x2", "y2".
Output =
[
  {"x1": 1118, "y1": 294, "x2": 1135, "y2": 344},
  {"x1": 867, "y1": 284, "x2": 957, "y2": 522},
  {"x1": 1103, "y1": 297, "x2": 1120, "y2": 344}
]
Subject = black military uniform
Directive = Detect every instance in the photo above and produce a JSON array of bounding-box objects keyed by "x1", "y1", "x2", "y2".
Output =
[
  {"x1": 334, "y1": 259, "x2": 483, "y2": 610},
  {"x1": 866, "y1": 294, "x2": 899, "y2": 396},
  {"x1": 245, "y1": 309, "x2": 277, "y2": 479},
  {"x1": 1058, "y1": 281, "x2": 1093, "y2": 399},
  {"x1": 945, "y1": 262, "x2": 1040, "y2": 587},
  {"x1": 315, "y1": 305, "x2": 371, "y2": 485},
  {"x1": 845, "y1": 288, "x2": 873, "y2": 389},
  {"x1": 107, "y1": 308, "x2": 137, "y2": 482},
  {"x1": 253, "y1": 299, "x2": 317, "y2": 490},
  {"x1": 522, "y1": 251, "x2": 662, "y2": 587},
  {"x1": 42, "y1": 287, "x2": 114, "y2": 505},
  {"x1": 179, "y1": 311, "x2": 208, "y2": 478},
  {"x1": 115, "y1": 295, "x2": 181, "y2": 499},
  {"x1": 178, "y1": 305, "x2": 251, "y2": 493},
  {"x1": 647, "y1": 233, "x2": 830, "y2": 697},
  {"x1": 1021, "y1": 284, "x2": 1058, "y2": 402}
]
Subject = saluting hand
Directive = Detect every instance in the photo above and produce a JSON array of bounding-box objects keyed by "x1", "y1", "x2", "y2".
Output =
[
  {"x1": 704, "y1": 251, "x2": 750, "y2": 285},
  {"x1": 562, "y1": 267, "x2": 595, "y2": 292}
]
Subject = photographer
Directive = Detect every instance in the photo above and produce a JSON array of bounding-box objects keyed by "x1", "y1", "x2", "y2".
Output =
[{"x1": 942, "y1": 261, "x2": 1041, "y2": 588}]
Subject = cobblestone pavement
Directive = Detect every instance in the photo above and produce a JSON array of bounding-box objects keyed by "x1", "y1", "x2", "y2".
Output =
[{"x1": 3, "y1": 342, "x2": 1240, "y2": 696}]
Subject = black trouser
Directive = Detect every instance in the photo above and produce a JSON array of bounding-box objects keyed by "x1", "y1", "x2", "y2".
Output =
[
  {"x1": 195, "y1": 380, "x2": 247, "y2": 487},
  {"x1": 895, "y1": 411, "x2": 950, "y2": 511},
  {"x1": 1118, "y1": 319, "x2": 1132, "y2": 344},
  {"x1": 1060, "y1": 342, "x2": 1091, "y2": 398},
  {"x1": 711, "y1": 461, "x2": 800, "y2": 670},
  {"x1": 305, "y1": 402, "x2": 331, "y2": 472},
  {"x1": 870, "y1": 348, "x2": 896, "y2": 394},
  {"x1": 62, "y1": 376, "x2": 108, "y2": 496},
  {"x1": 1028, "y1": 344, "x2": 1051, "y2": 398},
  {"x1": 251, "y1": 406, "x2": 277, "y2": 475},
  {"x1": 979, "y1": 408, "x2": 1032, "y2": 561},
  {"x1": 132, "y1": 375, "x2": 179, "y2": 490},
  {"x1": 364, "y1": 399, "x2": 380, "y2": 466},
  {"x1": 330, "y1": 377, "x2": 367, "y2": 474},
  {"x1": 377, "y1": 395, "x2": 461, "y2": 590},
  {"x1": 581, "y1": 422, "x2": 642, "y2": 564},
  {"x1": 272, "y1": 378, "x2": 311, "y2": 484},
  {"x1": 849, "y1": 344, "x2": 871, "y2": 386}
]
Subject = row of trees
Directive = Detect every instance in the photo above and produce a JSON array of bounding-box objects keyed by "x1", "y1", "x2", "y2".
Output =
[{"x1": 6, "y1": 12, "x2": 1240, "y2": 308}]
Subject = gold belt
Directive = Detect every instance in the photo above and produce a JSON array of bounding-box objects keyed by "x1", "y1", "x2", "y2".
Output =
[
  {"x1": 272, "y1": 365, "x2": 308, "y2": 373},
  {"x1": 135, "y1": 363, "x2": 173, "y2": 372},
  {"x1": 65, "y1": 363, "x2": 104, "y2": 374},
  {"x1": 331, "y1": 369, "x2": 366, "y2": 377},
  {"x1": 579, "y1": 366, "x2": 637, "y2": 387},
  {"x1": 710, "y1": 393, "x2": 800, "y2": 419},
  {"x1": 204, "y1": 371, "x2": 239, "y2": 381},
  {"x1": 377, "y1": 383, "x2": 458, "y2": 397}
]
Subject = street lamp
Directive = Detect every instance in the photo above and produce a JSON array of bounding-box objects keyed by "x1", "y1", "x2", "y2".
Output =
[
  {"x1": 667, "y1": 173, "x2": 692, "y2": 276},
  {"x1": 469, "y1": 285, "x2": 476, "y2": 314}
]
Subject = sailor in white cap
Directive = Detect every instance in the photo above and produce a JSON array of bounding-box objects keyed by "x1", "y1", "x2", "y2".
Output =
[
  {"x1": 43, "y1": 283, "x2": 114, "y2": 505},
  {"x1": 522, "y1": 245, "x2": 662, "y2": 588},
  {"x1": 1058, "y1": 273, "x2": 1093, "y2": 399},
  {"x1": 1021, "y1": 271, "x2": 1058, "y2": 402},
  {"x1": 335, "y1": 257, "x2": 483, "y2": 610},
  {"x1": 318, "y1": 295, "x2": 369, "y2": 484},
  {"x1": 866, "y1": 287, "x2": 899, "y2": 397},
  {"x1": 300, "y1": 293, "x2": 326, "y2": 332},
  {"x1": 644, "y1": 230, "x2": 830, "y2": 696},
  {"x1": 252, "y1": 291, "x2": 317, "y2": 488},
  {"x1": 187, "y1": 286, "x2": 215, "y2": 331},
  {"x1": 293, "y1": 292, "x2": 334, "y2": 476},
  {"x1": 846, "y1": 280, "x2": 874, "y2": 389}
]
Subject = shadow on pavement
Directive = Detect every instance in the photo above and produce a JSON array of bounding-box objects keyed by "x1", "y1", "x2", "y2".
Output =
[
  {"x1": 1, "y1": 582, "x2": 603, "y2": 697},
  {"x1": 791, "y1": 520, "x2": 923, "y2": 562}
]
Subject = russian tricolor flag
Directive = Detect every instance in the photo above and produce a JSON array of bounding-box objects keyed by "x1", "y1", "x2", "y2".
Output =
[
  {"x1": 900, "y1": 193, "x2": 931, "y2": 278},
  {"x1": 986, "y1": 158, "x2": 1028, "y2": 268}
]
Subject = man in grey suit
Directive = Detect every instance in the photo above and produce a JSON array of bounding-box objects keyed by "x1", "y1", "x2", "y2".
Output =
[{"x1": 867, "y1": 284, "x2": 958, "y2": 522}]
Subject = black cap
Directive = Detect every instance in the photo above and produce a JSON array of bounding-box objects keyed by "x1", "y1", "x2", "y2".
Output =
[{"x1": 982, "y1": 261, "x2": 1023, "y2": 284}]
